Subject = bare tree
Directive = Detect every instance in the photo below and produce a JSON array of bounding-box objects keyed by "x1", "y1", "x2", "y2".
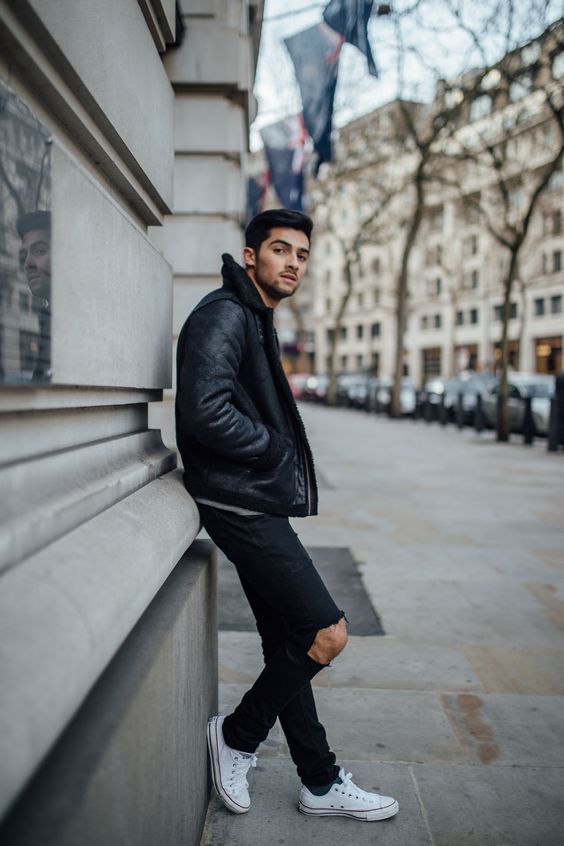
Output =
[{"x1": 445, "y1": 19, "x2": 564, "y2": 439}]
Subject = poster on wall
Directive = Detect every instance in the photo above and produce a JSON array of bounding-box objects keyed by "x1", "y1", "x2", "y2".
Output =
[{"x1": 0, "y1": 78, "x2": 52, "y2": 384}]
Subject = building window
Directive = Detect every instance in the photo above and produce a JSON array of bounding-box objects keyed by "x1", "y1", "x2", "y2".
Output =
[
  {"x1": 534, "y1": 298, "x2": 545, "y2": 316},
  {"x1": 341, "y1": 355, "x2": 348, "y2": 370},
  {"x1": 373, "y1": 287, "x2": 381, "y2": 305},
  {"x1": 421, "y1": 315, "x2": 428, "y2": 330},
  {"x1": 371, "y1": 321, "x2": 381, "y2": 338},
  {"x1": 19, "y1": 291, "x2": 30, "y2": 312},
  {"x1": 372, "y1": 257, "x2": 380, "y2": 274},
  {"x1": 19, "y1": 330, "x2": 39, "y2": 372},
  {"x1": 356, "y1": 324, "x2": 364, "y2": 339},
  {"x1": 456, "y1": 310, "x2": 464, "y2": 326},
  {"x1": 326, "y1": 298, "x2": 332, "y2": 312},
  {"x1": 340, "y1": 326, "x2": 347, "y2": 340},
  {"x1": 325, "y1": 270, "x2": 331, "y2": 285},
  {"x1": 553, "y1": 250, "x2": 562, "y2": 273},
  {"x1": 434, "y1": 313, "x2": 442, "y2": 329},
  {"x1": 494, "y1": 305, "x2": 503, "y2": 321},
  {"x1": 510, "y1": 302, "x2": 518, "y2": 319},
  {"x1": 422, "y1": 346, "x2": 442, "y2": 377},
  {"x1": 471, "y1": 269, "x2": 479, "y2": 288},
  {"x1": 326, "y1": 328, "x2": 335, "y2": 343},
  {"x1": 551, "y1": 295, "x2": 562, "y2": 314},
  {"x1": 554, "y1": 210, "x2": 562, "y2": 235},
  {"x1": 357, "y1": 292, "x2": 363, "y2": 308},
  {"x1": 356, "y1": 354, "x2": 363, "y2": 370},
  {"x1": 470, "y1": 308, "x2": 479, "y2": 324},
  {"x1": 542, "y1": 253, "x2": 548, "y2": 275}
]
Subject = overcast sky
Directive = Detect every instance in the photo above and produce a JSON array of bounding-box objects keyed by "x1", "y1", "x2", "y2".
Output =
[{"x1": 250, "y1": 0, "x2": 562, "y2": 150}]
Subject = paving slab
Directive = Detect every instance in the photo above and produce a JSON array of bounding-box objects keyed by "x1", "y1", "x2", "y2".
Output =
[
  {"x1": 411, "y1": 763, "x2": 564, "y2": 846},
  {"x1": 219, "y1": 632, "x2": 483, "y2": 691},
  {"x1": 462, "y1": 644, "x2": 564, "y2": 694},
  {"x1": 441, "y1": 692, "x2": 564, "y2": 767},
  {"x1": 312, "y1": 688, "x2": 467, "y2": 764},
  {"x1": 200, "y1": 760, "x2": 430, "y2": 846}
]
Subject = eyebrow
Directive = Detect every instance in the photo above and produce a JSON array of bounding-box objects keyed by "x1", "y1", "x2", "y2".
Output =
[{"x1": 269, "y1": 239, "x2": 310, "y2": 255}]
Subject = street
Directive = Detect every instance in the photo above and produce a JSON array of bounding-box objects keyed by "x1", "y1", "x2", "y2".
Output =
[{"x1": 202, "y1": 404, "x2": 564, "y2": 846}]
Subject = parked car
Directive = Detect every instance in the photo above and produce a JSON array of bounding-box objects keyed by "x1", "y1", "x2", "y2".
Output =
[
  {"x1": 301, "y1": 373, "x2": 329, "y2": 404},
  {"x1": 335, "y1": 373, "x2": 368, "y2": 408},
  {"x1": 287, "y1": 372, "x2": 309, "y2": 400},
  {"x1": 481, "y1": 373, "x2": 555, "y2": 435},
  {"x1": 448, "y1": 373, "x2": 495, "y2": 424},
  {"x1": 368, "y1": 377, "x2": 417, "y2": 416}
]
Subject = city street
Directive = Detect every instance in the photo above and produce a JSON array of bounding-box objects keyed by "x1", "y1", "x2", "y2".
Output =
[{"x1": 202, "y1": 405, "x2": 564, "y2": 846}]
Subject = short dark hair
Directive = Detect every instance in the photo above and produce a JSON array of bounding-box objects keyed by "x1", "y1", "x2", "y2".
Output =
[
  {"x1": 16, "y1": 210, "x2": 51, "y2": 238},
  {"x1": 245, "y1": 209, "x2": 313, "y2": 254}
]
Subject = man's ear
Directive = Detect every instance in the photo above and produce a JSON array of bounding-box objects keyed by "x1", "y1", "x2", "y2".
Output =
[{"x1": 243, "y1": 246, "x2": 256, "y2": 268}]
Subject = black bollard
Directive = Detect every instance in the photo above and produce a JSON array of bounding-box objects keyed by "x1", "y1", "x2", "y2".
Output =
[
  {"x1": 425, "y1": 398, "x2": 432, "y2": 423},
  {"x1": 474, "y1": 393, "x2": 485, "y2": 433},
  {"x1": 439, "y1": 393, "x2": 448, "y2": 426},
  {"x1": 456, "y1": 392, "x2": 465, "y2": 430},
  {"x1": 548, "y1": 397, "x2": 559, "y2": 451},
  {"x1": 547, "y1": 374, "x2": 564, "y2": 452},
  {"x1": 522, "y1": 395, "x2": 535, "y2": 445}
]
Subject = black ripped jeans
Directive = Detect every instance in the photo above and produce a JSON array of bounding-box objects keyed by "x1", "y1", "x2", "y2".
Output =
[{"x1": 199, "y1": 504, "x2": 343, "y2": 787}]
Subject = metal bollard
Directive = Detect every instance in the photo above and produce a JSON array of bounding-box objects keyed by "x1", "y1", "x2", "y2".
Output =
[
  {"x1": 522, "y1": 396, "x2": 535, "y2": 445},
  {"x1": 425, "y1": 398, "x2": 433, "y2": 423},
  {"x1": 456, "y1": 392, "x2": 465, "y2": 430},
  {"x1": 439, "y1": 394, "x2": 448, "y2": 426},
  {"x1": 474, "y1": 393, "x2": 485, "y2": 433}
]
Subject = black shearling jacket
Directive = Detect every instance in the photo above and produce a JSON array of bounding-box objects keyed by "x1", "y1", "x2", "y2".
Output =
[{"x1": 175, "y1": 254, "x2": 318, "y2": 517}]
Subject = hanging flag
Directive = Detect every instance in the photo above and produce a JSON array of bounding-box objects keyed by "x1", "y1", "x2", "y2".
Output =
[
  {"x1": 284, "y1": 23, "x2": 344, "y2": 173},
  {"x1": 323, "y1": 0, "x2": 378, "y2": 77},
  {"x1": 260, "y1": 114, "x2": 307, "y2": 211},
  {"x1": 246, "y1": 170, "x2": 269, "y2": 223}
]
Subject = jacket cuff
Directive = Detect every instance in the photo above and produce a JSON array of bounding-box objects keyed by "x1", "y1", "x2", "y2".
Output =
[{"x1": 251, "y1": 427, "x2": 290, "y2": 470}]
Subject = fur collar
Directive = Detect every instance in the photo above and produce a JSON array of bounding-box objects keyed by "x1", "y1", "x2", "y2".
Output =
[{"x1": 221, "y1": 253, "x2": 269, "y2": 314}]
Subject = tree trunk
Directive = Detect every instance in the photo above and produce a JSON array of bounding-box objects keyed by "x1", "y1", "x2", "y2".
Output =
[
  {"x1": 391, "y1": 167, "x2": 425, "y2": 417},
  {"x1": 497, "y1": 248, "x2": 519, "y2": 441},
  {"x1": 327, "y1": 253, "x2": 353, "y2": 405}
]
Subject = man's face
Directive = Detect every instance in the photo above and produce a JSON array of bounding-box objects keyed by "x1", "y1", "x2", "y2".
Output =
[
  {"x1": 19, "y1": 229, "x2": 51, "y2": 300},
  {"x1": 243, "y1": 227, "x2": 310, "y2": 308}
]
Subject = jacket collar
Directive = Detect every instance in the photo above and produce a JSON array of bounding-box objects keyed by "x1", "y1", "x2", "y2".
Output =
[{"x1": 221, "y1": 253, "x2": 270, "y2": 314}]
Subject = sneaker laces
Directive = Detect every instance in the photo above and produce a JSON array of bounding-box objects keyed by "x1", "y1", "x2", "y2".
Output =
[
  {"x1": 230, "y1": 752, "x2": 257, "y2": 791},
  {"x1": 338, "y1": 770, "x2": 373, "y2": 804}
]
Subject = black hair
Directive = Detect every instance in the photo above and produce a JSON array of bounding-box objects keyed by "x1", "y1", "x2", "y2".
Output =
[
  {"x1": 16, "y1": 210, "x2": 51, "y2": 238},
  {"x1": 245, "y1": 209, "x2": 313, "y2": 254}
]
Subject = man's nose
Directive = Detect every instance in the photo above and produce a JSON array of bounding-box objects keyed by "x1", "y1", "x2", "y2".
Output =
[
  {"x1": 286, "y1": 254, "x2": 299, "y2": 269},
  {"x1": 24, "y1": 253, "x2": 36, "y2": 270}
]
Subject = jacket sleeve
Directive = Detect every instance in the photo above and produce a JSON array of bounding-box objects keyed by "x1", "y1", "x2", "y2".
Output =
[{"x1": 177, "y1": 299, "x2": 290, "y2": 469}]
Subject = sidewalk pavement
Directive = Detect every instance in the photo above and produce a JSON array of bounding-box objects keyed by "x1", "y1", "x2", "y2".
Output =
[{"x1": 200, "y1": 405, "x2": 564, "y2": 846}]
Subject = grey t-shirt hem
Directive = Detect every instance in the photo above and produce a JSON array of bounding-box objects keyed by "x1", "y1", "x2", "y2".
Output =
[{"x1": 195, "y1": 497, "x2": 263, "y2": 517}]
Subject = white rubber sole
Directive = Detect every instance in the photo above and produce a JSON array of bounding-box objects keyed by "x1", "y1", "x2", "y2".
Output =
[
  {"x1": 206, "y1": 717, "x2": 250, "y2": 815},
  {"x1": 299, "y1": 798, "x2": 399, "y2": 821}
]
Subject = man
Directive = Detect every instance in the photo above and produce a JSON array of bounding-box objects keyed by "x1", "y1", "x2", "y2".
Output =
[
  {"x1": 176, "y1": 209, "x2": 398, "y2": 822},
  {"x1": 17, "y1": 210, "x2": 51, "y2": 381}
]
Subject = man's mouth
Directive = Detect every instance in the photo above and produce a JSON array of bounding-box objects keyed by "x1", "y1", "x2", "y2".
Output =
[{"x1": 280, "y1": 274, "x2": 297, "y2": 282}]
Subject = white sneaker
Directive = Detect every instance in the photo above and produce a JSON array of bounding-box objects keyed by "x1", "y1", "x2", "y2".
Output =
[
  {"x1": 298, "y1": 767, "x2": 399, "y2": 821},
  {"x1": 207, "y1": 715, "x2": 257, "y2": 814}
]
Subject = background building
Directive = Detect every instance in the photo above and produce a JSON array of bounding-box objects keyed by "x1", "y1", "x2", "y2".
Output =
[
  {"x1": 308, "y1": 24, "x2": 564, "y2": 386},
  {"x1": 0, "y1": 2, "x2": 262, "y2": 844}
]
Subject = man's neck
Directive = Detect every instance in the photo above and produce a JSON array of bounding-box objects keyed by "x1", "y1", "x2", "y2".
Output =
[{"x1": 245, "y1": 268, "x2": 278, "y2": 310}]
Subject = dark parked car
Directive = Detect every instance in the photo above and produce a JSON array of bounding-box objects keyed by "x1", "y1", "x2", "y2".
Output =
[
  {"x1": 481, "y1": 373, "x2": 555, "y2": 435},
  {"x1": 301, "y1": 374, "x2": 329, "y2": 404},
  {"x1": 368, "y1": 377, "x2": 417, "y2": 415}
]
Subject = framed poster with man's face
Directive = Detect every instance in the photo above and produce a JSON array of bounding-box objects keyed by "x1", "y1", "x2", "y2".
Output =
[{"x1": 0, "y1": 78, "x2": 52, "y2": 384}]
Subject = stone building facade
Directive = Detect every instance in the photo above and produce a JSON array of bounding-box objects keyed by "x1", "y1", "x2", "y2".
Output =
[
  {"x1": 0, "y1": 2, "x2": 261, "y2": 844},
  {"x1": 309, "y1": 28, "x2": 564, "y2": 387}
]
